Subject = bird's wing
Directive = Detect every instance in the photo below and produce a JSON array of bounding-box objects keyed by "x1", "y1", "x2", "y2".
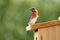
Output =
[{"x1": 28, "y1": 13, "x2": 32, "y2": 23}]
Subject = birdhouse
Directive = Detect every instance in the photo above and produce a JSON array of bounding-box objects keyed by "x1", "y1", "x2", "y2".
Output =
[{"x1": 26, "y1": 19, "x2": 60, "y2": 40}]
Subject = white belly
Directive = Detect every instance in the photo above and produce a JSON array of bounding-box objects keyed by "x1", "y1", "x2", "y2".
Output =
[{"x1": 28, "y1": 17, "x2": 38, "y2": 25}]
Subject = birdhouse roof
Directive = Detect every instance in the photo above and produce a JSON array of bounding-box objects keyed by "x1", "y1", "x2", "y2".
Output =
[{"x1": 29, "y1": 20, "x2": 60, "y2": 31}]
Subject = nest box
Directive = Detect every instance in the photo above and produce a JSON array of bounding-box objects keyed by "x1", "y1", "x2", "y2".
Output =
[{"x1": 26, "y1": 19, "x2": 60, "y2": 40}]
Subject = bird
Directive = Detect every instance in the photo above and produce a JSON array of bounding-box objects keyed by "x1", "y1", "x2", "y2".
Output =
[
  {"x1": 26, "y1": 7, "x2": 39, "y2": 31},
  {"x1": 28, "y1": 7, "x2": 39, "y2": 25}
]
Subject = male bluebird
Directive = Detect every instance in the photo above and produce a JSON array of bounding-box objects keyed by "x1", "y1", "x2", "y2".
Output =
[{"x1": 26, "y1": 7, "x2": 39, "y2": 31}]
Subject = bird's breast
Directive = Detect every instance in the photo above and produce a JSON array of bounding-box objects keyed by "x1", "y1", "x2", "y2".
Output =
[{"x1": 32, "y1": 12, "x2": 38, "y2": 18}]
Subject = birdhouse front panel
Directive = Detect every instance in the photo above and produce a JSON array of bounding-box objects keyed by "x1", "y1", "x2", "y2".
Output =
[{"x1": 34, "y1": 25, "x2": 60, "y2": 40}]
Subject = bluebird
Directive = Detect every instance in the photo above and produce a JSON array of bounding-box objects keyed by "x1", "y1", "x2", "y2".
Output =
[
  {"x1": 26, "y1": 7, "x2": 39, "y2": 31},
  {"x1": 28, "y1": 7, "x2": 39, "y2": 25}
]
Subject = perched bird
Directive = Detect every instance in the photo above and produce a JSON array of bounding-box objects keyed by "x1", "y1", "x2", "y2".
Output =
[
  {"x1": 28, "y1": 7, "x2": 39, "y2": 25},
  {"x1": 26, "y1": 7, "x2": 39, "y2": 31}
]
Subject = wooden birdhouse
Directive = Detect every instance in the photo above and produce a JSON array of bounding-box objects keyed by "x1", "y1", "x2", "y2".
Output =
[{"x1": 26, "y1": 17, "x2": 60, "y2": 40}]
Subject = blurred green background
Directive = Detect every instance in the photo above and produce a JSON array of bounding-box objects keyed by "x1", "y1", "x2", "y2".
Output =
[{"x1": 0, "y1": 0, "x2": 60, "y2": 40}]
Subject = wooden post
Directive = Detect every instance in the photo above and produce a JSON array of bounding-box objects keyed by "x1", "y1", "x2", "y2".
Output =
[{"x1": 26, "y1": 19, "x2": 60, "y2": 40}]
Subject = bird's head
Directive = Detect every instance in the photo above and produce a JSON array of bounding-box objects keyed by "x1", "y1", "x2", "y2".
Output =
[{"x1": 30, "y1": 7, "x2": 38, "y2": 12}]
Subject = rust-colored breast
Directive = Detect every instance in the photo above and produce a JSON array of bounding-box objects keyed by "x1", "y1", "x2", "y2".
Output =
[{"x1": 32, "y1": 12, "x2": 37, "y2": 18}]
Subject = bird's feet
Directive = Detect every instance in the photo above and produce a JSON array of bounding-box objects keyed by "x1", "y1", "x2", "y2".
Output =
[{"x1": 26, "y1": 25, "x2": 31, "y2": 31}]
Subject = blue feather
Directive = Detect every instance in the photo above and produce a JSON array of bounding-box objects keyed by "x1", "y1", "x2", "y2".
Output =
[{"x1": 28, "y1": 13, "x2": 32, "y2": 22}]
